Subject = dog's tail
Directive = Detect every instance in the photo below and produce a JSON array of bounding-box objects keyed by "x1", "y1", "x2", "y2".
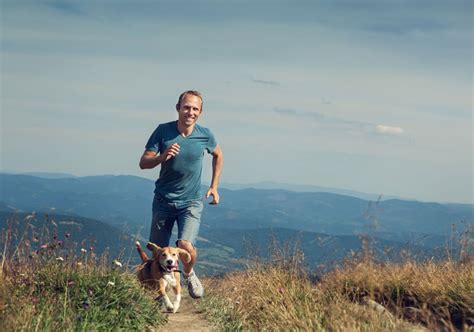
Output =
[{"x1": 135, "y1": 241, "x2": 148, "y2": 263}]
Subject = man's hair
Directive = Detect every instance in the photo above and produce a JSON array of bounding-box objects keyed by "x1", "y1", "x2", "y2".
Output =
[{"x1": 176, "y1": 90, "x2": 203, "y2": 111}]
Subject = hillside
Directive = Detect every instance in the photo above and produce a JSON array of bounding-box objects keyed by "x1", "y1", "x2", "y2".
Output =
[
  {"x1": 0, "y1": 211, "x2": 135, "y2": 262},
  {"x1": 1, "y1": 174, "x2": 471, "y2": 246}
]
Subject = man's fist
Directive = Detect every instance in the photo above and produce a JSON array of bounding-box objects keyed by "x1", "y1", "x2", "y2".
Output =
[
  {"x1": 162, "y1": 143, "x2": 180, "y2": 162},
  {"x1": 206, "y1": 187, "x2": 220, "y2": 205}
]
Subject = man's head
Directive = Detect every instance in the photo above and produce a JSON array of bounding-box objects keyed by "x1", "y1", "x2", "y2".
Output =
[
  {"x1": 176, "y1": 90, "x2": 203, "y2": 112},
  {"x1": 176, "y1": 90, "x2": 203, "y2": 128}
]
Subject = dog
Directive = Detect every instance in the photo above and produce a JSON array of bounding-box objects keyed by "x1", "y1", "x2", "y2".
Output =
[{"x1": 136, "y1": 241, "x2": 191, "y2": 313}]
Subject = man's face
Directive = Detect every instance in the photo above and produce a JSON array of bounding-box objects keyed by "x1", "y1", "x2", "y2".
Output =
[{"x1": 176, "y1": 94, "x2": 202, "y2": 127}]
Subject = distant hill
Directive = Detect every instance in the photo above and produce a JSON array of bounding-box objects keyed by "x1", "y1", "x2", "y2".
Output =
[
  {"x1": 1, "y1": 174, "x2": 472, "y2": 247},
  {"x1": 0, "y1": 171, "x2": 77, "y2": 179},
  {"x1": 197, "y1": 226, "x2": 445, "y2": 276},
  {"x1": 219, "y1": 180, "x2": 403, "y2": 201},
  {"x1": 0, "y1": 211, "x2": 136, "y2": 261},
  {"x1": 0, "y1": 210, "x2": 444, "y2": 277},
  {"x1": 0, "y1": 174, "x2": 154, "y2": 230}
]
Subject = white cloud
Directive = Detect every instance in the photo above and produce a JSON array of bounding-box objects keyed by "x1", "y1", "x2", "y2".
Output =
[{"x1": 375, "y1": 125, "x2": 405, "y2": 136}]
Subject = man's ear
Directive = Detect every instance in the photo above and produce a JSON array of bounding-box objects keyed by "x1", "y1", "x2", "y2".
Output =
[{"x1": 177, "y1": 248, "x2": 191, "y2": 263}]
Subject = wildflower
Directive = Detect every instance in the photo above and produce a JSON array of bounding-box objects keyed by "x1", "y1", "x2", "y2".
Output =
[
  {"x1": 65, "y1": 232, "x2": 71, "y2": 238},
  {"x1": 57, "y1": 240, "x2": 63, "y2": 246},
  {"x1": 278, "y1": 287, "x2": 285, "y2": 294},
  {"x1": 67, "y1": 280, "x2": 75, "y2": 286},
  {"x1": 76, "y1": 262, "x2": 83, "y2": 267},
  {"x1": 56, "y1": 257, "x2": 64, "y2": 262},
  {"x1": 89, "y1": 246, "x2": 94, "y2": 251},
  {"x1": 81, "y1": 248, "x2": 87, "y2": 253},
  {"x1": 112, "y1": 260, "x2": 123, "y2": 268},
  {"x1": 88, "y1": 289, "x2": 94, "y2": 296},
  {"x1": 107, "y1": 281, "x2": 115, "y2": 286},
  {"x1": 24, "y1": 214, "x2": 35, "y2": 222},
  {"x1": 82, "y1": 300, "x2": 90, "y2": 310},
  {"x1": 40, "y1": 244, "x2": 48, "y2": 249}
]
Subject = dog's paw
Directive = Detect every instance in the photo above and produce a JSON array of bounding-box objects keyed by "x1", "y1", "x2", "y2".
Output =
[
  {"x1": 166, "y1": 304, "x2": 175, "y2": 312},
  {"x1": 172, "y1": 301, "x2": 180, "y2": 313}
]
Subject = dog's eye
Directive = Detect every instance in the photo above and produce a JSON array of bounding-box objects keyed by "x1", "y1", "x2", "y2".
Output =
[{"x1": 172, "y1": 253, "x2": 177, "y2": 256}]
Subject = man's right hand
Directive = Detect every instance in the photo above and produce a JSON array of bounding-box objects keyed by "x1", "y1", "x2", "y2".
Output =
[{"x1": 161, "y1": 143, "x2": 180, "y2": 162}]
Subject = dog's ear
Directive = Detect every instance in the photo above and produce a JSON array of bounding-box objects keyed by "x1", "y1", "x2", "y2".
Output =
[
  {"x1": 177, "y1": 248, "x2": 191, "y2": 263},
  {"x1": 146, "y1": 242, "x2": 162, "y2": 259}
]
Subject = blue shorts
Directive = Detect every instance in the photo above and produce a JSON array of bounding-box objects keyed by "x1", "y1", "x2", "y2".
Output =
[{"x1": 149, "y1": 194, "x2": 203, "y2": 248}]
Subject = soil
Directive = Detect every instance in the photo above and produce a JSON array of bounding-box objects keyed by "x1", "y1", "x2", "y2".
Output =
[{"x1": 153, "y1": 294, "x2": 215, "y2": 332}]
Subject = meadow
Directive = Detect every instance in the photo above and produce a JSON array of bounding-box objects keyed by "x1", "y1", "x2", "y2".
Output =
[{"x1": 1, "y1": 213, "x2": 472, "y2": 331}]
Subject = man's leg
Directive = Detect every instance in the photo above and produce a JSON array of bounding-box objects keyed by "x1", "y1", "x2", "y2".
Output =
[
  {"x1": 176, "y1": 200, "x2": 204, "y2": 298},
  {"x1": 149, "y1": 195, "x2": 175, "y2": 247}
]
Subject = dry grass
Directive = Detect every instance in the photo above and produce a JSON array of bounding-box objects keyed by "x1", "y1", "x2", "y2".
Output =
[
  {"x1": 199, "y1": 237, "x2": 473, "y2": 331},
  {"x1": 322, "y1": 259, "x2": 474, "y2": 331}
]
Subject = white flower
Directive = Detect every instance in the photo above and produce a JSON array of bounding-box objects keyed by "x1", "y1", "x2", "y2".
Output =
[
  {"x1": 56, "y1": 257, "x2": 64, "y2": 262},
  {"x1": 112, "y1": 260, "x2": 122, "y2": 268},
  {"x1": 107, "y1": 281, "x2": 115, "y2": 286},
  {"x1": 81, "y1": 248, "x2": 87, "y2": 253}
]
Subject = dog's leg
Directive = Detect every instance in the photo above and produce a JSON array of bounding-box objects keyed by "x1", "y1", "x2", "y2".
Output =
[
  {"x1": 135, "y1": 241, "x2": 148, "y2": 263},
  {"x1": 171, "y1": 272, "x2": 181, "y2": 313},
  {"x1": 158, "y1": 279, "x2": 174, "y2": 312}
]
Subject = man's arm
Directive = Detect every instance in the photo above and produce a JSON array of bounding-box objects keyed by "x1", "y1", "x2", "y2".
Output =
[
  {"x1": 139, "y1": 143, "x2": 180, "y2": 169},
  {"x1": 205, "y1": 145, "x2": 224, "y2": 204}
]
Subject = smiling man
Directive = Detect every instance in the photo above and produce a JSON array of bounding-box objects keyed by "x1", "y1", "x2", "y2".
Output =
[{"x1": 139, "y1": 90, "x2": 223, "y2": 299}]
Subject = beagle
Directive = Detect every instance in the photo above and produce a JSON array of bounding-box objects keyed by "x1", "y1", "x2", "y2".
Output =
[{"x1": 136, "y1": 241, "x2": 191, "y2": 313}]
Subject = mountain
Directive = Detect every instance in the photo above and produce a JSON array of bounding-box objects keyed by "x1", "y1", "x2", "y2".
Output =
[
  {"x1": 0, "y1": 211, "x2": 135, "y2": 261},
  {"x1": 1, "y1": 174, "x2": 472, "y2": 246},
  {"x1": 0, "y1": 174, "x2": 154, "y2": 230},
  {"x1": 0, "y1": 210, "x2": 443, "y2": 277},
  {"x1": 0, "y1": 171, "x2": 77, "y2": 179},
  {"x1": 219, "y1": 181, "x2": 403, "y2": 201}
]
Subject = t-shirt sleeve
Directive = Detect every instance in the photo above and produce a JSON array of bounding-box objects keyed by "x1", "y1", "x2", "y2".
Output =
[
  {"x1": 206, "y1": 130, "x2": 218, "y2": 154},
  {"x1": 145, "y1": 125, "x2": 162, "y2": 153}
]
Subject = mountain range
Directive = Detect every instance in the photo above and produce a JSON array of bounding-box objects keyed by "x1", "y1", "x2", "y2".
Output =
[{"x1": 1, "y1": 173, "x2": 472, "y2": 275}]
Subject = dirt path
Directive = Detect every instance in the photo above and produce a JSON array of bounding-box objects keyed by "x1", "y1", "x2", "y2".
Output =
[{"x1": 154, "y1": 295, "x2": 215, "y2": 332}]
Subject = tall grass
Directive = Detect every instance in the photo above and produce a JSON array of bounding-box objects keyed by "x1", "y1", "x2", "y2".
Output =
[
  {"x1": 199, "y1": 233, "x2": 473, "y2": 331},
  {"x1": 0, "y1": 214, "x2": 166, "y2": 331}
]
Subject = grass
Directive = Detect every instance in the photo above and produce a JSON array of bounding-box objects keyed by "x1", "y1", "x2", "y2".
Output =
[
  {"x1": 0, "y1": 214, "x2": 166, "y2": 331},
  {"x1": 199, "y1": 237, "x2": 474, "y2": 331}
]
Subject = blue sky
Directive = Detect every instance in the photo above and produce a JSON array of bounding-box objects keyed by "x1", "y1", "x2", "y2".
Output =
[{"x1": 1, "y1": 0, "x2": 472, "y2": 203}]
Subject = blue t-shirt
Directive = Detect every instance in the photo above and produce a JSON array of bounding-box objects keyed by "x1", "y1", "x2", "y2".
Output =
[{"x1": 145, "y1": 121, "x2": 217, "y2": 202}]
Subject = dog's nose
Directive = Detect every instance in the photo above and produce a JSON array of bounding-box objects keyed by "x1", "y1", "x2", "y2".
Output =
[{"x1": 166, "y1": 259, "x2": 174, "y2": 265}]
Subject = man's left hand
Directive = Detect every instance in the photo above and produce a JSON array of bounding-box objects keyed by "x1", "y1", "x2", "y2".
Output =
[{"x1": 205, "y1": 187, "x2": 220, "y2": 205}]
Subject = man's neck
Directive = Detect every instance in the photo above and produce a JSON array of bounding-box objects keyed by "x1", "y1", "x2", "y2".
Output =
[{"x1": 176, "y1": 121, "x2": 195, "y2": 137}]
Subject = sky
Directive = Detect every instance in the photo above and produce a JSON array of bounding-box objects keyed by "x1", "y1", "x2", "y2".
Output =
[{"x1": 1, "y1": 0, "x2": 472, "y2": 203}]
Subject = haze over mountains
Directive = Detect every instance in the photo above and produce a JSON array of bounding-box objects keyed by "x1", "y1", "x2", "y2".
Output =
[{"x1": 1, "y1": 173, "x2": 472, "y2": 275}]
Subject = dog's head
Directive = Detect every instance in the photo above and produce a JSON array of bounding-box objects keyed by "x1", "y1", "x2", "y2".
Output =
[{"x1": 146, "y1": 242, "x2": 191, "y2": 273}]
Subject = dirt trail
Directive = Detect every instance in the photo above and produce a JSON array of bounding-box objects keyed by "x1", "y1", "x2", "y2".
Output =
[{"x1": 154, "y1": 295, "x2": 215, "y2": 332}]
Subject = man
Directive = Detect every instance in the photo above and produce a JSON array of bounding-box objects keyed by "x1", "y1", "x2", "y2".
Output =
[{"x1": 139, "y1": 90, "x2": 223, "y2": 299}]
